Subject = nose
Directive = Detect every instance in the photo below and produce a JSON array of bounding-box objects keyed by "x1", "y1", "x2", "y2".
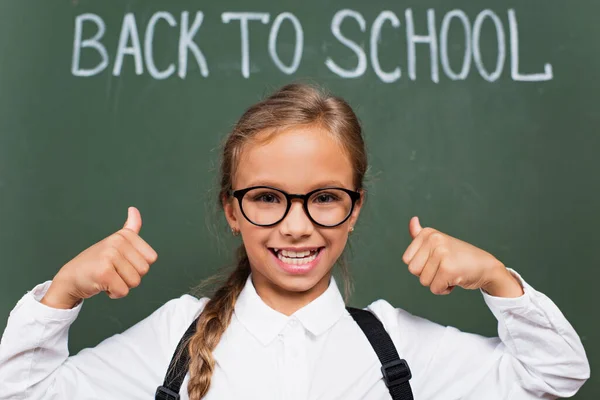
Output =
[{"x1": 279, "y1": 200, "x2": 314, "y2": 238}]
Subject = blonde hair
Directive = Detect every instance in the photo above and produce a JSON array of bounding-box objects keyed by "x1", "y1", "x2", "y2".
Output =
[{"x1": 187, "y1": 83, "x2": 368, "y2": 399}]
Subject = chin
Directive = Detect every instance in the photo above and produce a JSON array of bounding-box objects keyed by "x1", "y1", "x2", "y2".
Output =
[
  {"x1": 272, "y1": 273, "x2": 327, "y2": 293},
  {"x1": 269, "y1": 261, "x2": 335, "y2": 295}
]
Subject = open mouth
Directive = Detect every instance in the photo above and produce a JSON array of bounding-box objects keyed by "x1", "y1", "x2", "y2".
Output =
[{"x1": 269, "y1": 247, "x2": 324, "y2": 265}]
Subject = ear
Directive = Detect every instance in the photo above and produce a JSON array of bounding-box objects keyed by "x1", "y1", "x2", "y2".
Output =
[
  {"x1": 347, "y1": 189, "x2": 366, "y2": 231},
  {"x1": 222, "y1": 194, "x2": 239, "y2": 231}
]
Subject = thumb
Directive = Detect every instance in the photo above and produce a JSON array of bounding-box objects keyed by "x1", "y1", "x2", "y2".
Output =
[
  {"x1": 409, "y1": 216, "x2": 423, "y2": 239},
  {"x1": 123, "y1": 206, "x2": 142, "y2": 234}
]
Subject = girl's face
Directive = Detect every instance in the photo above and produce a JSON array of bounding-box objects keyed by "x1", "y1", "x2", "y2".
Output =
[{"x1": 223, "y1": 125, "x2": 363, "y2": 309}]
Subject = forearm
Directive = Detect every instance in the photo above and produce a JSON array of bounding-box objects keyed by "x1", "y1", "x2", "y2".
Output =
[
  {"x1": 0, "y1": 282, "x2": 80, "y2": 399},
  {"x1": 482, "y1": 270, "x2": 590, "y2": 396}
]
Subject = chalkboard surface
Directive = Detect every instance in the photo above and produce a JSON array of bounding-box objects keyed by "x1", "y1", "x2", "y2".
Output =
[{"x1": 0, "y1": 1, "x2": 597, "y2": 397}]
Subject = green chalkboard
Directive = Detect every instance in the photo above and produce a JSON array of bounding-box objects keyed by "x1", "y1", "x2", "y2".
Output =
[{"x1": 0, "y1": 0, "x2": 597, "y2": 397}]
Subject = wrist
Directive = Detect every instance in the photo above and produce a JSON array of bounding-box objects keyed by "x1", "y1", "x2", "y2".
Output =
[
  {"x1": 482, "y1": 262, "x2": 524, "y2": 298},
  {"x1": 40, "y1": 280, "x2": 82, "y2": 309}
]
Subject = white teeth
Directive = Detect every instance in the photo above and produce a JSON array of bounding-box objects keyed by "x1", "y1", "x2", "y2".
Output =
[
  {"x1": 281, "y1": 249, "x2": 311, "y2": 258},
  {"x1": 277, "y1": 250, "x2": 318, "y2": 265}
]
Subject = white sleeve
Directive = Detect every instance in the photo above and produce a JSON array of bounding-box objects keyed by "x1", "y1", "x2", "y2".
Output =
[
  {"x1": 369, "y1": 269, "x2": 590, "y2": 400},
  {"x1": 0, "y1": 281, "x2": 207, "y2": 400}
]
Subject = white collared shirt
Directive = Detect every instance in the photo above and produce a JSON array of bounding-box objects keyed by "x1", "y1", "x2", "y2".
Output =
[{"x1": 0, "y1": 269, "x2": 590, "y2": 400}]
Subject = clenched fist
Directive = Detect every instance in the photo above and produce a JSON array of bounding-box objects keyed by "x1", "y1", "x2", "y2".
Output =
[
  {"x1": 41, "y1": 207, "x2": 158, "y2": 309},
  {"x1": 403, "y1": 217, "x2": 523, "y2": 298}
]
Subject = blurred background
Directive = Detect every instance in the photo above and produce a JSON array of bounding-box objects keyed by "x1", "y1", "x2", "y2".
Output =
[{"x1": 0, "y1": 1, "x2": 597, "y2": 397}]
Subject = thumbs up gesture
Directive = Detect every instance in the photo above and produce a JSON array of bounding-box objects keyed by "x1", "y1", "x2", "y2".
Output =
[
  {"x1": 402, "y1": 217, "x2": 523, "y2": 298},
  {"x1": 41, "y1": 207, "x2": 158, "y2": 309}
]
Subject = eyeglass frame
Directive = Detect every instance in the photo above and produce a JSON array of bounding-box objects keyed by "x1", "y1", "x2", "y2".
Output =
[{"x1": 229, "y1": 185, "x2": 362, "y2": 228}]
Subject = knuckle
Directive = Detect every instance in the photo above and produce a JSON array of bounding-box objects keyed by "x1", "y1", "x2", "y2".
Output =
[
  {"x1": 422, "y1": 227, "x2": 435, "y2": 236},
  {"x1": 407, "y1": 263, "x2": 419, "y2": 275},
  {"x1": 113, "y1": 287, "x2": 129, "y2": 298},
  {"x1": 438, "y1": 259, "x2": 451, "y2": 274},
  {"x1": 431, "y1": 285, "x2": 443, "y2": 295},
  {"x1": 108, "y1": 232, "x2": 126, "y2": 247},
  {"x1": 96, "y1": 266, "x2": 114, "y2": 284},
  {"x1": 139, "y1": 262, "x2": 150, "y2": 276},
  {"x1": 129, "y1": 274, "x2": 142, "y2": 288},
  {"x1": 429, "y1": 232, "x2": 445, "y2": 244},
  {"x1": 103, "y1": 247, "x2": 120, "y2": 263},
  {"x1": 432, "y1": 245, "x2": 448, "y2": 258},
  {"x1": 402, "y1": 254, "x2": 410, "y2": 265}
]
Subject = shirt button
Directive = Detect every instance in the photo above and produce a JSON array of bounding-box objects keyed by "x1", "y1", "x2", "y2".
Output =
[{"x1": 289, "y1": 319, "x2": 297, "y2": 327}]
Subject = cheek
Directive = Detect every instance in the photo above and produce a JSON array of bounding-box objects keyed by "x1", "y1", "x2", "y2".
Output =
[
  {"x1": 321, "y1": 229, "x2": 349, "y2": 258},
  {"x1": 239, "y1": 224, "x2": 271, "y2": 254},
  {"x1": 240, "y1": 227, "x2": 275, "y2": 275}
]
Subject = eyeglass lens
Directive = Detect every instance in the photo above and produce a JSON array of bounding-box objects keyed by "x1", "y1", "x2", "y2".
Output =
[{"x1": 240, "y1": 188, "x2": 352, "y2": 226}]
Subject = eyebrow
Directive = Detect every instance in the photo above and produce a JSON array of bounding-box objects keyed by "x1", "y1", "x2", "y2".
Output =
[{"x1": 245, "y1": 180, "x2": 351, "y2": 191}]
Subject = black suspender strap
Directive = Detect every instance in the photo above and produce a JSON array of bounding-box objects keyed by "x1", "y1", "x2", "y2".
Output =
[
  {"x1": 157, "y1": 309, "x2": 414, "y2": 400},
  {"x1": 347, "y1": 306, "x2": 414, "y2": 400},
  {"x1": 155, "y1": 317, "x2": 200, "y2": 400}
]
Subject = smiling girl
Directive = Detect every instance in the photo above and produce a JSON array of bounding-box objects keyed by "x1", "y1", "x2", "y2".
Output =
[{"x1": 0, "y1": 84, "x2": 590, "y2": 399}]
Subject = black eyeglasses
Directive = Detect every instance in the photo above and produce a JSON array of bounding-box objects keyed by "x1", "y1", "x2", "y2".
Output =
[{"x1": 230, "y1": 186, "x2": 361, "y2": 227}]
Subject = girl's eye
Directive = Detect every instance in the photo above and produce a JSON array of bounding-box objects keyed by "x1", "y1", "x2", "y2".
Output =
[
  {"x1": 314, "y1": 193, "x2": 338, "y2": 203},
  {"x1": 253, "y1": 193, "x2": 280, "y2": 203}
]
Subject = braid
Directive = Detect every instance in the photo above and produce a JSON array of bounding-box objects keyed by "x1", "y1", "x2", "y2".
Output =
[{"x1": 186, "y1": 245, "x2": 250, "y2": 399}]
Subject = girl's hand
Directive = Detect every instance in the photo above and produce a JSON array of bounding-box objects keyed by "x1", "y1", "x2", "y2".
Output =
[
  {"x1": 402, "y1": 217, "x2": 523, "y2": 298},
  {"x1": 41, "y1": 207, "x2": 158, "y2": 309}
]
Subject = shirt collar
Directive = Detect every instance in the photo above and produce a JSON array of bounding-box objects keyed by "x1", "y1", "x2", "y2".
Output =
[{"x1": 234, "y1": 274, "x2": 346, "y2": 346}]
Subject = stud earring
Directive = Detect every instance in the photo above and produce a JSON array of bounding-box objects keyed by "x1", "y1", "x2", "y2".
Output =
[
  {"x1": 231, "y1": 228, "x2": 239, "y2": 236},
  {"x1": 349, "y1": 226, "x2": 354, "y2": 233}
]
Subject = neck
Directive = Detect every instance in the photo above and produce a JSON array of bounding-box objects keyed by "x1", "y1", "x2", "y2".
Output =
[{"x1": 251, "y1": 272, "x2": 331, "y2": 316}]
